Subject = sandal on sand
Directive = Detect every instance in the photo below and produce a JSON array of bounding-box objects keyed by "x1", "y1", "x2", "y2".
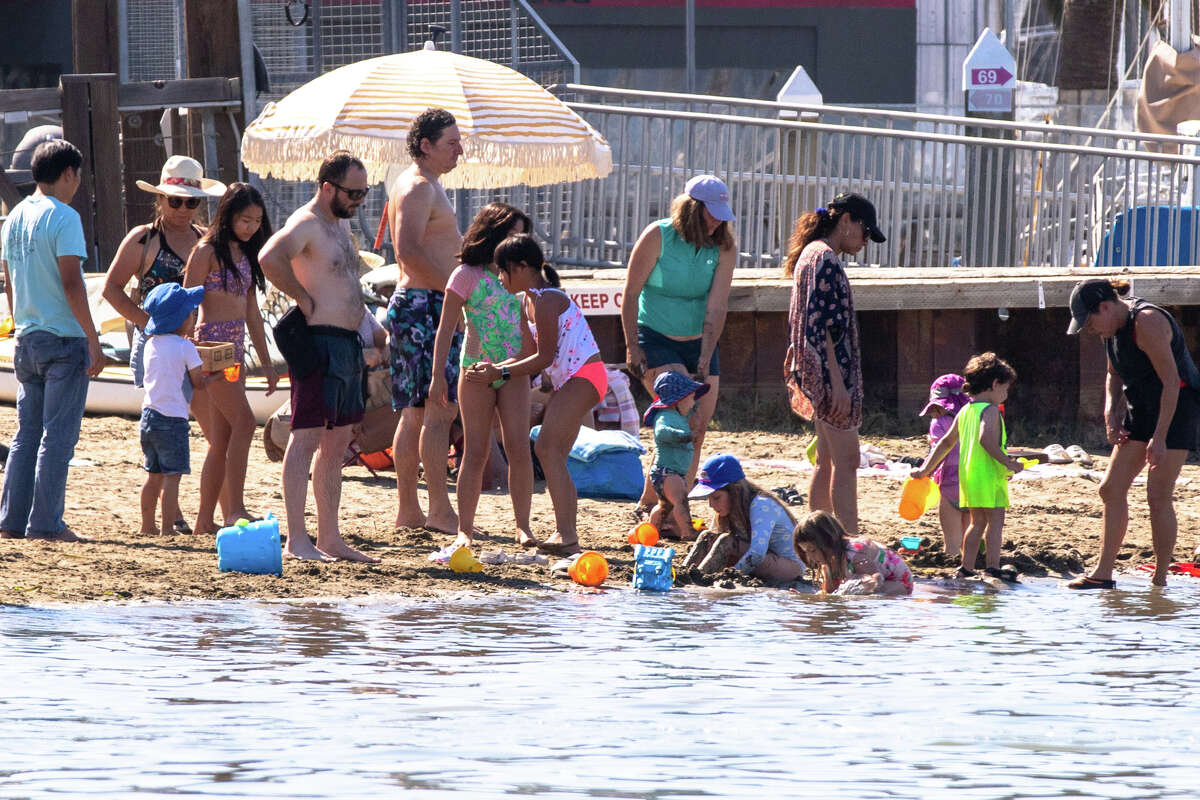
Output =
[
  {"x1": 173, "y1": 518, "x2": 192, "y2": 535},
  {"x1": 1043, "y1": 444, "x2": 1073, "y2": 465},
  {"x1": 1067, "y1": 575, "x2": 1115, "y2": 590},
  {"x1": 538, "y1": 540, "x2": 583, "y2": 556},
  {"x1": 1065, "y1": 445, "x2": 1094, "y2": 467},
  {"x1": 955, "y1": 566, "x2": 977, "y2": 579}
]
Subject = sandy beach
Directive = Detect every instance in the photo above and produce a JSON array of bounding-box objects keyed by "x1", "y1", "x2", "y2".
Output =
[{"x1": 0, "y1": 404, "x2": 1196, "y2": 606}]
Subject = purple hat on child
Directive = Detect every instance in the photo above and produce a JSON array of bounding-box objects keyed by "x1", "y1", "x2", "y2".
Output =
[{"x1": 919, "y1": 373, "x2": 968, "y2": 416}]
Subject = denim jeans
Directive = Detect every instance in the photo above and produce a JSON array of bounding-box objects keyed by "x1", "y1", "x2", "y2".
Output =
[
  {"x1": 129, "y1": 325, "x2": 147, "y2": 388},
  {"x1": 0, "y1": 331, "x2": 90, "y2": 536}
]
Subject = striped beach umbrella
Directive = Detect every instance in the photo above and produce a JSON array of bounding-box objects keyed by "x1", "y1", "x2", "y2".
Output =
[{"x1": 240, "y1": 47, "x2": 611, "y2": 189}]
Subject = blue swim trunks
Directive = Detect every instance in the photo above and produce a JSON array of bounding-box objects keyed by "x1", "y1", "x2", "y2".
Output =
[{"x1": 386, "y1": 288, "x2": 463, "y2": 409}]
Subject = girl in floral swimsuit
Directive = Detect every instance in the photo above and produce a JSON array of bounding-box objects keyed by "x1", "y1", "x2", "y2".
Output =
[
  {"x1": 429, "y1": 203, "x2": 536, "y2": 550},
  {"x1": 794, "y1": 510, "x2": 914, "y2": 595},
  {"x1": 468, "y1": 233, "x2": 606, "y2": 557},
  {"x1": 183, "y1": 183, "x2": 278, "y2": 536}
]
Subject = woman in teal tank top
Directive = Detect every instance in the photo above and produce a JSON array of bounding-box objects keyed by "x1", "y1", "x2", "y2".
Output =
[{"x1": 621, "y1": 176, "x2": 737, "y2": 511}]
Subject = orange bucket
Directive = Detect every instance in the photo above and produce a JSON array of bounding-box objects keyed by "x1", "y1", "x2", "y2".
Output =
[
  {"x1": 626, "y1": 522, "x2": 659, "y2": 546},
  {"x1": 568, "y1": 551, "x2": 609, "y2": 587},
  {"x1": 898, "y1": 476, "x2": 940, "y2": 521}
]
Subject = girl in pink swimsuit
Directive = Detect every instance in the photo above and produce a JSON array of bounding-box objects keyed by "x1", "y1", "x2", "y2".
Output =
[
  {"x1": 794, "y1": 510, "x2": 914, "y2": 595},
  {"x1": 467, "y1": 233, "x2": 605, "y2": 556},
  {"x1": 183, "y1": 183, "x2": 278, "y2": 536}
]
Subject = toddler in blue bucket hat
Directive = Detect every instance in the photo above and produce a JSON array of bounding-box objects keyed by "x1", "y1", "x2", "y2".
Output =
[
  {"x1": 643, "y1": 370, "x2": 710, "y2": 540},
  {"x1": 138, "y1": 282, "x2": 208, "y2": 537}
]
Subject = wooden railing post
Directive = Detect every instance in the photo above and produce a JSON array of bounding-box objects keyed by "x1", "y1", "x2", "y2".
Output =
[{"x1": 60, "y1": 73, "x2": 123, "y2": 271}]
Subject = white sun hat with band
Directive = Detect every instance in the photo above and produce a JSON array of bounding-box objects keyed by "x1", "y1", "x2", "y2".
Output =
[{"x1": 135, "y1": 155, "x2": 226, "y2": 198}]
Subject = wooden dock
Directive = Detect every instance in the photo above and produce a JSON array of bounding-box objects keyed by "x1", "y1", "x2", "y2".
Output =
[{"x1": 563, "y1": 266, "x2": 1200, "y2": 431}]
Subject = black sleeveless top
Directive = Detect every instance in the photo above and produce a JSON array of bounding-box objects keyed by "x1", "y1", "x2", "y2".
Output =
[
  {"x1": 1105, "y1": 297, "x2": 1200, "y2": 405},
  {"x1": 136, "y1": 222, "x2": 203, "y2": 306}
]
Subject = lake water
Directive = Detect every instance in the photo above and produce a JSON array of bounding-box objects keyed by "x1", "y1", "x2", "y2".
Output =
[{"x1": 3, "y1": 576, "x2": 1200, "y2": 799}]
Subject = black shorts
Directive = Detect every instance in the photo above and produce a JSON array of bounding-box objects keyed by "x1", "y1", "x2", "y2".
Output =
[
  {"x1": 1124, "y1": 385, "x2": 1200, "y2": 451},
  {"x1": 637, "y1": 324, "x2": 720, "y2": 376},
  {"x1": 290, "y1": 325, "x2": 366, "y2": 430}
]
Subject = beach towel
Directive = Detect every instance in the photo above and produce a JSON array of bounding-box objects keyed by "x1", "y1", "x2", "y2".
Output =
[{"x1": 530, "y1": 425, "x2": 646, "y2": 499}]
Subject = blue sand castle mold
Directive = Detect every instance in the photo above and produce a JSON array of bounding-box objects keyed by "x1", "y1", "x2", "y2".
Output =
[
  {"x1": 216, "y1": 514, "x2": 283, "y2": 576},
  {"x1": 632, "y1": 544, "x2": 675, "y2": 592}
]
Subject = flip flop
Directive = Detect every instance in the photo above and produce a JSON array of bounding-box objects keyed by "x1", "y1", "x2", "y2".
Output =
[
  {"x1": 955, "y1": 566, "x2": 977, "y2": 578},
  {"x1": 1043, "y1": 444, "x2": 1073, "y2": 465},
  {"x1": 172, "y1": 518, "x2": 192, "y2": 535},
  {"x1": 1065, "y1": 445, "x2": 1094, "y2": 467},
  {"x1": 1066, "y1": 575, "x2": 1115, "y2": 590}
]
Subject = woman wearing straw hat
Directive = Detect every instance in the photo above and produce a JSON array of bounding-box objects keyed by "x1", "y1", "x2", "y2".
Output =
[
  {"x1": 103, "y1": 156, "x2": 226, "y2": 398},
  {"x1": 621, "y1": 175, "x2": 738, "y2": 513}
]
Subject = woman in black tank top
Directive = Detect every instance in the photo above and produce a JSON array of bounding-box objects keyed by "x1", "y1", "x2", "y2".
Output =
[{"x1": 1065, "y1": 278, "x2": 1200, "y2": 590}]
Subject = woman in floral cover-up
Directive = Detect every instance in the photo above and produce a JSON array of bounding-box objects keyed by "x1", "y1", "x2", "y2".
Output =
[{"x1": 783, "y1": 193, "x2": 886, "y2": 535}]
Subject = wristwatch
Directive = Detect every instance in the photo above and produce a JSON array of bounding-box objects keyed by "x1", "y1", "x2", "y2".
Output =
[{"x1": 500, "y1": 365, "x2": 511, "y2": 383}]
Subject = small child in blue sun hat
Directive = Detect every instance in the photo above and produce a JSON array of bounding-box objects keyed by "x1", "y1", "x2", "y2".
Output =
[{"x1": 643, "y1": 370, "x2": 710, "y2": 540}]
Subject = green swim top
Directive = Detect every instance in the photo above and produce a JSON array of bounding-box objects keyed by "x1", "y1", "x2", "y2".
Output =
[
  {"x1": 637, "y1": 218, "x2": 720, "y2": 338},
  {"x1": 955, "y1": 401, "x2": 1010, "y2": 509}
]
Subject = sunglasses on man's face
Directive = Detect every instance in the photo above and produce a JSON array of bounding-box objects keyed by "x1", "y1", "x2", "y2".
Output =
[
  {"x1": 326, "y1": 180, "x2": 370, "y2": 202},
  {"x1": 167, "y1": 196, "x2": 202, "y2": 210}
]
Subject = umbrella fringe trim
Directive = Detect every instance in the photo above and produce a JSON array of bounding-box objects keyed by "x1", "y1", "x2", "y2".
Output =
[{"x1": 241, "y1": 131, "x2": 612, "y2": 188}]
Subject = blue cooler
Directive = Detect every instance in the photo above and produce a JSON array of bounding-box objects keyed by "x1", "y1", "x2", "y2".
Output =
[
  {"x1": 216, "y1": 514, "x2": 283, "y2": 576},
  {"x1": 632, "y1": 544, "x2": 675, "y2": 592}
]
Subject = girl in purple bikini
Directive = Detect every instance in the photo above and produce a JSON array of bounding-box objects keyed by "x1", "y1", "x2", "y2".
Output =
[{"x1": 184, "y1": 183, "x2": 279, "y2": 535}]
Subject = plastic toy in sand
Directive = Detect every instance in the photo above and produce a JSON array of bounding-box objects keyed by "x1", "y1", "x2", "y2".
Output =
[
  {"x1": 898, "y1": 476, "x2": 940, "y2": 521},
  {"x1": 568, "y1": 551, "x2": 609, "y2": 587},
  {"x1": 898, "y1": 536, "x2": 923, "y2": 554},
  {"x1": 448, "y1": 546, "x2": 483, "y2": 573},
  {"x1": 216, "y1": 514, "x2": 283, "y2": 576},
  {"x1": 627, "y1": 522, "x2": 659, "y2": 546},
  {"x1": 632, "y1": 544, "x2": 675, "y2": 592}
]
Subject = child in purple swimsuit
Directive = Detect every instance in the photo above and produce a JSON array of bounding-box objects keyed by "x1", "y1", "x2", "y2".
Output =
[
  {"x1": 919, "y1": 374, "x2": 971, "y2": 559},
  {"x1": 183, "y1": 183, "x2": 278, "y2": 536}
]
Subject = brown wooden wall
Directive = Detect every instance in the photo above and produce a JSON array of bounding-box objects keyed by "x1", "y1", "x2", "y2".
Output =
[{"x1": 589, "y1": 305, "x2": 1200, "y2": 437}]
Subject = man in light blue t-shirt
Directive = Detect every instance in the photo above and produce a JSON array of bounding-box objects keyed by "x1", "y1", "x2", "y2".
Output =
[{"x1": 0, "y1": 139, "x2": 102, "y2": 542}]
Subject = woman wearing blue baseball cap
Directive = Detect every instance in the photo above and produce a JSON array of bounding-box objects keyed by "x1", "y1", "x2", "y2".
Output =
[
  {"x1": 783, "y1": 192, "x2": 886, "y2": 536},
  {"x1": 678, "y1": 453, "x2": 807, "y2": 584},
  {"x1": 621, "y1": 175, "x2": 738, "y2": 512}
]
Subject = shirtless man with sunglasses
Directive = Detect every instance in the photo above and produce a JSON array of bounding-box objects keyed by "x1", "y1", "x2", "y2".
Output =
[
  {"x1": 259, "y1": 150, "x2": 379, "y2": 563},
  {"x1": 385, "y1": 108, "x2": 465, "y2": 534}
]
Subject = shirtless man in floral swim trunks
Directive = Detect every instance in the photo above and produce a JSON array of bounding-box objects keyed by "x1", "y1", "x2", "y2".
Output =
[
  {"x1": 386, "y1": 108, "x2": 464, "y2": 534},
  {"x1": 259, "y1": 151, "x2": 379, "y2": 563}
]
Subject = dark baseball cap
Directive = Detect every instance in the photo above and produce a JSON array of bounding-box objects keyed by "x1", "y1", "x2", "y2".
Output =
[
  {"x1": 829, "y1": 192, "x2": 886, "y2": 243},
  {"x1": 1066, "y1": 279, "x2": 1118, "y2": 335}
]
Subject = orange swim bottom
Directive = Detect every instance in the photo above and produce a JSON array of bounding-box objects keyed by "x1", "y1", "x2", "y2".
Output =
[{"x1": 572, "y1": 360, "x2": 608, "y2": 403}]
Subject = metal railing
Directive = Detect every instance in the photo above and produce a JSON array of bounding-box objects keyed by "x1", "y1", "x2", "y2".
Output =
[{"x1": 524, "y1": 90, "x2": 1200, "y2": 270}]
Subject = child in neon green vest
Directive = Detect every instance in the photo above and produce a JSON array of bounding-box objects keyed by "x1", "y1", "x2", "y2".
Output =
[{"x1": 914, "y1": 353, "x2": 1024, "y2": 580}]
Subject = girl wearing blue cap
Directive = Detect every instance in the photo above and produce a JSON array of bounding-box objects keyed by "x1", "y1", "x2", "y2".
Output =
[
  {"x1": 643, "y1": 370, "x2": 709, "y2": 540},
  {"x1": 621, "y1": 175, "x2": 738, "y2": 514},
  {"x1": 680, "y1": 453, "x2": 807, "y2": 583}
]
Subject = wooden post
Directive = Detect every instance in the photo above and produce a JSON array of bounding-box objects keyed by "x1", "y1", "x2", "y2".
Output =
[
  {"x1": 1077, "y1": 332, "x2": 1108, "y2": 428},
  {"x1": 184, "y1": 0, "x2": 244, "y2": 188},
  {"x1": 59, "y1": 74, "x2": 123, "y2": 271},
  {"x1": 72, "y1": 0, "x2": 121, "y2": 74}
]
